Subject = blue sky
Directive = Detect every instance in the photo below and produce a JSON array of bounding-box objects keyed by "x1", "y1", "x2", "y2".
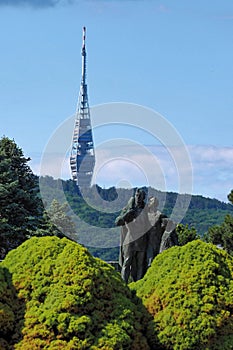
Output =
[{"x1": 1, "y1": 0, "x2": 233, "y2": 202}]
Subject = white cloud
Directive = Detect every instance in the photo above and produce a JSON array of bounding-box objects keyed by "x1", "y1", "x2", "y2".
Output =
[{"x1": 188, "y1": 145, "x2": 233, "y2": 201}]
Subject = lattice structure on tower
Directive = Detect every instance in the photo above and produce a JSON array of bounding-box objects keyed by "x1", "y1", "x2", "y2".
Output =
[{"x1": 70, "y1": 27, "x2": 95, "y2": 187}]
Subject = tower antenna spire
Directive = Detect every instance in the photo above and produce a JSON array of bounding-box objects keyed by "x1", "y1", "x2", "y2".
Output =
[
  {"x1": 81, "y1": 26, "x2": 87, "y2": 85},
  {"x1": 70, "y1": 27, "x2": 95, "y2": 188},
  {"x1": 82, "y1": 26, "x2": 86, "y2": 48}
]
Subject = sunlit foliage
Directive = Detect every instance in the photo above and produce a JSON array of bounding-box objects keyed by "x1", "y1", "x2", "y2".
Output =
[
  {"x1": 1, "y1": 236, "x2": 154, "y2": 349},
  {"x1": 131, "y1": 240, "x2": 233, "y2": 350}
]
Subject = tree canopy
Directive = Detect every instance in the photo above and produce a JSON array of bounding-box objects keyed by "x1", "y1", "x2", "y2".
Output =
[
  {"x1": 205, "y1": 190, "x2": 233, "y2": 256},
  {"x1": 0, "y1": 138, "x2": 78, "y2": 258},
  {"x1": 33, "y1": 199, "x2": 77, "y2": 241},
  {"x1": 131, "y1": 240, "x2": 233, "y2": 350},
  {"x1": 206, "y1": 214, "x2": 233, "y2": 256},
  {"x1": 1, "y1": 236, "x2": 155, "y2": 349},
  {"x1": 0, "y1": 137, "x2": 43, "y2": 258},
  {"x1": 176, "y1": 223, "x2": 200, "y2": 246}
]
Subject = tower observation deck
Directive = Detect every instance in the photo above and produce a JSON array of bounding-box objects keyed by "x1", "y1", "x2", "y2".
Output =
[{"x1": 70, "y1": 27, "x2": 95, "y2": 187}]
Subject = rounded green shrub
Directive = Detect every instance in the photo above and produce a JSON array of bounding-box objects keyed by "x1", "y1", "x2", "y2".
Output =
[
  {"x1": 0, "y1": 265, "x2": 25, "y2": 349},
  {"x1": 131, "y1": 240, "x2": 233, "y2": 350},
  {"x1": 2, "y1": 236, "x2": 154, "y2": 349}
]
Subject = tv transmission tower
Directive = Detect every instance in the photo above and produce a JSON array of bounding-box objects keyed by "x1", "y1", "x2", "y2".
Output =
[{"x1": 70, "y1": 27, "x2": 95, "y2": 187}]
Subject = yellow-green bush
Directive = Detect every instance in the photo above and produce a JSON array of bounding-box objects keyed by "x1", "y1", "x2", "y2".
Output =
[
  {"x1": 131, "y1": 240, "x2": 233, "y2": 350},
  {"x1": 1, "y1": 236, "x2": 154, "y2": 349}
]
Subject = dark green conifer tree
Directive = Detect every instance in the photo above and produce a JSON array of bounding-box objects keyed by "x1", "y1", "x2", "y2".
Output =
[
  {"x1": 0, "y1": 136, "x2": 42, "y2": 258},
  {"x1": 205, "y1": 190, "x2": 233, "y2": 255},
  {"x1": 176, "y1": 223, "x2": 199, "y2": 246}
]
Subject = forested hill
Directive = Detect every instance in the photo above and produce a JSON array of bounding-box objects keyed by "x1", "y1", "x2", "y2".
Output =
[{"x1": 39, "y1": 176, "x2": 233, "y2": 239}]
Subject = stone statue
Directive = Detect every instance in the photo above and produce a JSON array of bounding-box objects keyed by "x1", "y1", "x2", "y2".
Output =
[
  {"x1": 115, "y1": 188, "x2": 150, "y2": 283},
  {"x1": 146, "y1": 196, "x2": 167, "y2": 266},
  {"x1": 146, "y1": 196, "x2": 178, "y2": 262},
  {"x1": 115, "y1": 192, "x2": 179, "y2": 283}
]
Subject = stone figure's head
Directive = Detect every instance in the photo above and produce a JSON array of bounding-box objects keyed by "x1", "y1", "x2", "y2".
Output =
[
  {"x1": 148, "y1": 196, "x2": 159, "y2": 212},
  {"x1": 135, "y1": 188, "x2": 146, "y2": 207}
]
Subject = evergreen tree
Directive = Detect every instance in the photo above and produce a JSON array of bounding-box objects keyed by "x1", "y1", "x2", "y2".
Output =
[
  {"x1": 34, "y1": 200, "x2": 77, "y2": 241},
  {"x1": 228, "y1": 190, "x2": 233, "y2": 205},
  {"x1": 48, "y1": 200, "x2": 76, "y2": 236},
  {"x1": 0, "y1": 136, "x2": 43, "y2": 258},
  {"x1": 205, "y1": 190, "x2": 233, "y2": 255},
  {"x1": 206, "y1": 214, "x2": 233, "y2": 255},
  {"x1": 176, "y1": 223, "x2": 199, "y2": 246}
]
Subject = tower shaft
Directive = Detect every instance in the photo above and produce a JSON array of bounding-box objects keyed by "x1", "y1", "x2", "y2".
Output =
[{"x1": 70, "y1": 27, "x2": 95, "y2": 187}]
